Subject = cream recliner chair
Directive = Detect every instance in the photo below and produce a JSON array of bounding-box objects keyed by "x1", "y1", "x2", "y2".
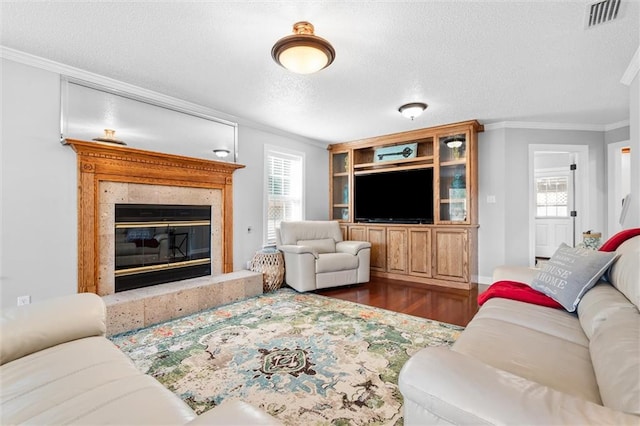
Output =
[{"x1": 276, "y1": 221, "x2": 371, "y2": 292}]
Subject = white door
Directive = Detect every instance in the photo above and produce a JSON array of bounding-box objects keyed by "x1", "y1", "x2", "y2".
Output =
[{"x1": 534, "y1": 166, "x2": 574, "y2": 258}]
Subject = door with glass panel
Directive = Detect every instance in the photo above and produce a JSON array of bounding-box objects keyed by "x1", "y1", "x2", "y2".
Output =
[{"x1": 534, "y1": 154, "x2": 574, "y2": 258}]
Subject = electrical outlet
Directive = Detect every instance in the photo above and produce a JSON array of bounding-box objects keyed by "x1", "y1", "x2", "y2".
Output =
[{"x1": 17, "y1": 295, "x2": 31, "y2": 306}]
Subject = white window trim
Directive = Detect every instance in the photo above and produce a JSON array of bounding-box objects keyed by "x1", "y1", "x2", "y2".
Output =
[{"x1": 263, "y1": 145, "x2": 306, "y2": 246}]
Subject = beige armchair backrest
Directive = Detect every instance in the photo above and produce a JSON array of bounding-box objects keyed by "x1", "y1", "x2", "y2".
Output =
[{"x1": 277, "y1": 221, "x2": 343, "y2": 246}]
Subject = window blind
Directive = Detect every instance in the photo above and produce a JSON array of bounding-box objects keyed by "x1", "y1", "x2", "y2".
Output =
[{"x1": 265, "y1": 150, "x2": 304, "y2": 244}]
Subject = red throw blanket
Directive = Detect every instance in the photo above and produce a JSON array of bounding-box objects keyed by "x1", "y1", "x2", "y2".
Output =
[
  {"x1": 478, "y1": 280, "x2": 563, "y2": 309},
  {"x1": 598, "y1": 228, "x2": 640, "y2": 252},
  {"x1": 479, "y1": 229, "x2": 640, "y2": 309}
]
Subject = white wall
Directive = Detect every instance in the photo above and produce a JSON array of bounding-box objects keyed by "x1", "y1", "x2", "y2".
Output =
[
  {"x1": 232, "y1": 126, "x2": 328, "y2": 270},
  {"x1": 1, "y1": 59, "x2": 78, "y2": 307},
  {"x1": 0, "y1": 58, "x2": 329, "y2": 309},
  {"x1": 477, "y1": 126, "x2": 609, "y2": 283},
  {"x1": 624, "y1": 72, "x2": 640, "y2": 228}
]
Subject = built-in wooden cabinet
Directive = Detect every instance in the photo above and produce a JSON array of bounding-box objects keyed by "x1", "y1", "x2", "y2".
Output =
[
  {"x1": 329, "y1": 120, "x2": 482, "y2": 290},
  {"x1": 330, "y1": 150, "x2": 351, "y2": 222},
  {"x1": 387, "y1": 228, "x2": 408, "y2": 274},
  {"x1": 409, "y1": 227, "x2": 432, "y2": 278}
]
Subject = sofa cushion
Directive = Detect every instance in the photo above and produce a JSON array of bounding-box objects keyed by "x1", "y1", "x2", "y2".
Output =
[
  {"x1": 316, "y1": 253, "x2": 358, "y2": 273},
  {"x1": 1, "y1": 293, "x2": 106, "y2": 365},
  {"x1": 607, "y1": 236, "x2": 640, "y2": 309},
  {"x1": 297, "y1": 238, "x2": 336, "y2": 254},
  {"x1": 589, "y1": 307, "x2": 640, "y2": 415},
  {"x1": 1, "y1": 336, "x2": 196, "y2": 425},
  {"x1": 452, "y1": 299, "x2": 600, "y2": 404},
  {"x1": 531, "y1": 243, "x2": 618, "y2": 312},
  {"x1": 577, "y1": 282, "x2": 638, "y2": 339}
]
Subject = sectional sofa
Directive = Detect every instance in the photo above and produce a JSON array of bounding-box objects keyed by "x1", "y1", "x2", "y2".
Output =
[
  {"x1": 0, "y1": 292, "x2": 280, "y2": 425},
  {"x1": 399, "y1": 232, "x2": 640, "y2": 424}
]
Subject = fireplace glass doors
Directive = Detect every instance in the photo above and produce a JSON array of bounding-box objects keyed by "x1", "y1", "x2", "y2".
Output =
[{"x1": 114, "y1": 204, "x2": 211, "y2": 292}]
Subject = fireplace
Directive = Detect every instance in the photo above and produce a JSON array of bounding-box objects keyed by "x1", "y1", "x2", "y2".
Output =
[
  {"x1": 114, "y1": 204, "x2": 212, "y2": 292},
  {"x1": 64, "y1": 138, "x2": 244, "y2": 296}
]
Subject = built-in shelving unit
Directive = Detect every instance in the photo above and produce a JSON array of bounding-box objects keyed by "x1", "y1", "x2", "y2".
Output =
[{"x1": 328, "y1": 120, "x2": 483, "y2": 290}]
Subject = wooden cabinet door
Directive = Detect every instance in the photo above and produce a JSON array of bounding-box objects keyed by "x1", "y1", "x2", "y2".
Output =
[
  {"x1": 368, "y1": 227, "x2": 386, "y2": 271},
  {"x1": 387, "y1": 227, "x2": 408, "y2": 274},
  {"x1": 433, "y1": 228, "x2": 468, "y2": 281},
  {"x1": 409, "y1": 228, "x2": 431, "y2": 277},
  {"x1": 349, "y1": 225, "x2": 367, "y2": 242},
  {"x1": 339, "y1": 225, "x2": 348, "y2": 242}
]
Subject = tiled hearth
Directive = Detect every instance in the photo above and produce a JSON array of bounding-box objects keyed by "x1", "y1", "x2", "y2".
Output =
[{"x1": 103, "y1": 270, "x2": 263, "y2": 335}]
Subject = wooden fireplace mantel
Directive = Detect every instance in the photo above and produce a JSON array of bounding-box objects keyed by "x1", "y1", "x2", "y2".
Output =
[{"x1": 64, "y1": 138, "x2": 245, "y2": 295}]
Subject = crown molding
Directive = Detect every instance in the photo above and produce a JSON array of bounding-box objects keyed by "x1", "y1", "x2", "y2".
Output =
[
  {"x1": 621, "y1": 45, "x2": 640, "y2": 86},
  {"x1": 1, "y1": 46, "x2": 238, "y2": 126},
  {"x1": 484, "y1": 120, "x2": 629, "y2": 132}
]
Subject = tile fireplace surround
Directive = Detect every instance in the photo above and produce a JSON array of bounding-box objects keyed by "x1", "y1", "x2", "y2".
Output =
[{"x1": 65, "y1": 139, "x2": 262, "y2": 334}]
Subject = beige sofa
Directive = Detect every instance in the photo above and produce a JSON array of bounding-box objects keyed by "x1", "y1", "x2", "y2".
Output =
[
  {"x1": 276, "y1": 220, "x2": 371, "y2": 292},
  {"x1": 399, "y1": 235, "x2": 640, "y2": 425},
  {"x1": 1, "y1": 292, "x2": 280, "y2": 425}
]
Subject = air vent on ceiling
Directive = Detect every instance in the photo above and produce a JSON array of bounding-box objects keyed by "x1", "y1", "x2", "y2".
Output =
[{"x1": 586, "y1": 0, "x2": 621, "y2": 28}]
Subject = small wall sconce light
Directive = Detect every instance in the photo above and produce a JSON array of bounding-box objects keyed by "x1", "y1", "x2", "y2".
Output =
[
  {"x1": 93, "y1": 128, "x2": 126, "y2": 145},
  {"x1": 272, "y1": 21, "x2": 336, "y2": 74},
  {"x1": 213, "y1": 149, "x2": 231, "y2": 158},
  {"x1": 398, "y1": 103, "x2": 428, "y2": 120}
]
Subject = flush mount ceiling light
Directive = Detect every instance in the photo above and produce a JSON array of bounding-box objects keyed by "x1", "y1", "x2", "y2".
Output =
[
  {"x1": 271, "y1": 21, "x2": 336, "y2": 74},
  {"x1": 93, "y1": 128, "x2": 126, "y2": 145},
  {"x1": 213, "y1": 149, "x2": 230, "y2": 158},
  {"x1": 398, "y1": 103, "x2": 428, "y2": 120}
]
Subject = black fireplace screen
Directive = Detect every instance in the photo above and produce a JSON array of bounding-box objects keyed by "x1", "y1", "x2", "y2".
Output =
[{"x1": 114, "y1": 204, "x2": 211, "y2": 292}]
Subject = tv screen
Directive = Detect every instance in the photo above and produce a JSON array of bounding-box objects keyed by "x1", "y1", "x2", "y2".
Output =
[{"x1": 354, "y1": 168, "x2": 433, "y2": 224}]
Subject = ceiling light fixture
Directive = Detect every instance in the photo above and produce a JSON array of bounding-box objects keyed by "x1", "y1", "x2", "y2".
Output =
[
  {"x1": 398, "y1": 103, "x2": 428, "y2": 120},
  {"x1": 213, "y1": 149, "x2": 230, "y2": 158},
  {"x1": 271, "y1": 21, "x2": 336, "y2": 74}
]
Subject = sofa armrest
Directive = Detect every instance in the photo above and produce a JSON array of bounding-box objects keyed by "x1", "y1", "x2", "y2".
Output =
[
  {"x1": 399, "y1": 347, "x2": 639, "y2": 425},
  {"x1": 277, "y1": 244, "x2": 317, "y2": 258},
  {"x1": 186, "y1": 400, "x2": 282, "y2": 425},
  {"x1": 0, "y1": 292, "x2": 106, "y2": 365},
  {"x1": 492, "y1": 265, "x2": 539, "y2": 285},
  {"x1": 336, "y1": 240, "x2": 371, "y2": 256}
]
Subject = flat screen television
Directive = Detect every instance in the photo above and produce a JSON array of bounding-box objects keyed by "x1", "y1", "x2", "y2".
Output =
[{"x1": 354, "y1": 168, "x2": 434, "y2": 224}]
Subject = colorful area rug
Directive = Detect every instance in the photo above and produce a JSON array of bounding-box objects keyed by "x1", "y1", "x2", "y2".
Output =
[{"x1": 110, "y1": 289, "x2": 463, "y2": 425}]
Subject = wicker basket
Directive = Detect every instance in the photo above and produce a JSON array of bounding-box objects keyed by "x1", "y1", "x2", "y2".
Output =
[{"x1": 249, "y1": 251, "x2": 285, "y2": 292}]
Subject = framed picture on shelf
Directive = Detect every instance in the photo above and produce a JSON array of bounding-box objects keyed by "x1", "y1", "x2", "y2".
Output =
[{"x1": 374, "y1": 143, "x2": 417, "y2": 162}]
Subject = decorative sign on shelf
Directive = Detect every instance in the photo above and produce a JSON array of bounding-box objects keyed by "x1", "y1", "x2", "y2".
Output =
[{"x1": 374, "y1": 143, "x2": 417, "y2": 163}]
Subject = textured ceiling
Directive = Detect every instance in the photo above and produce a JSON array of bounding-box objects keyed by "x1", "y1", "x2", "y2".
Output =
[{"x1": 1, "y1": 1, "x2": 639, "y2": 144}]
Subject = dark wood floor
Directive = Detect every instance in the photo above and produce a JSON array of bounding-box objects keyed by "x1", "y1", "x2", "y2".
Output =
[{"x1": 315, "y1": 276, "x2": 479, "y2": 327}]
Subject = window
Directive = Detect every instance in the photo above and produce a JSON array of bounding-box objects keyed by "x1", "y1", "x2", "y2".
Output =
[
  {"x1": 264, "y1": 147, "x2": 304, "y2": 244},
  {"x1": 536, "y1": 175, "x2": 569, "y2": 217}
]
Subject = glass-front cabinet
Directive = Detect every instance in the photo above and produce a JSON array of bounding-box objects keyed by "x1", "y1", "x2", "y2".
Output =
[
  {"x1": 437, "y1": 132, "x2": 471, "y2": 224},
  {"x1": 327, "y1": 120, "x2": 482, "y2": 290},
  {"x1": 330, "y1": 150, "x2": 351, "y2": 221}
]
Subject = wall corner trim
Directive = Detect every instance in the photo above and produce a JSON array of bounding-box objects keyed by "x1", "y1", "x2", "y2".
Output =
[{"x1": 621, "y1": 45, "x2": 640, "y2": 86}]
